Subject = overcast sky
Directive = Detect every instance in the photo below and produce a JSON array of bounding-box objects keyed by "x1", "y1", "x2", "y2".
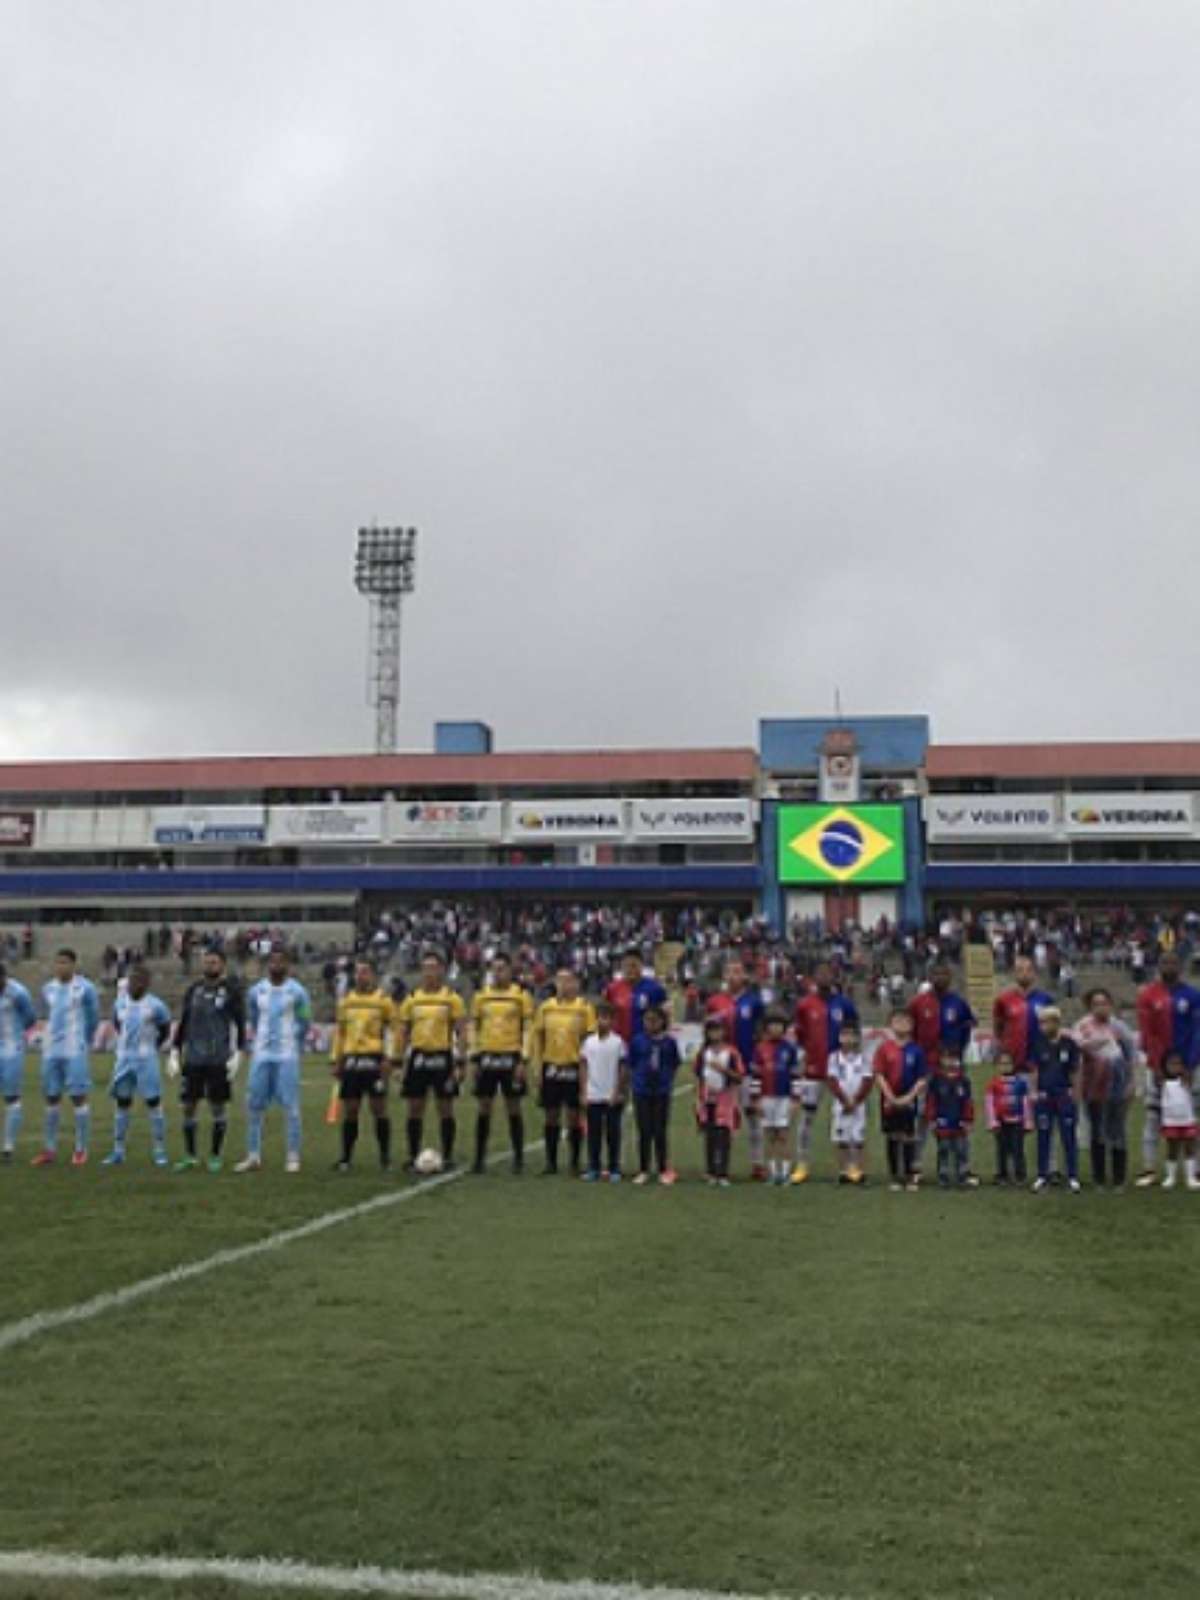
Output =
[{"x1": 3, "y1": 0, "x2": 1198, "y2": 762}]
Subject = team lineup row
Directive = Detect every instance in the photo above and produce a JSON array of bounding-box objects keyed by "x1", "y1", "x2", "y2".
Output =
[{"x1": 2, "y1": 943, "x2": 1198, "y2": 1191}]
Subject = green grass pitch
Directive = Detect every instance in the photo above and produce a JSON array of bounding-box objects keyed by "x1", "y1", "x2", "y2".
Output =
[{"x1": 1, "y1": 1059, "x2": 1199, "y2": 1600}]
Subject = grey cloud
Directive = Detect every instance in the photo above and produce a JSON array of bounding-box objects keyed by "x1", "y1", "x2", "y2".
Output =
[{"x1": 2, "y1": 0, "x2": 1199, "y2": 759}]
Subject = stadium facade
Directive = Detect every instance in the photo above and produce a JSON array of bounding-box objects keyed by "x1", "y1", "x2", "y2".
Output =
[{"x1": 3, "y1": 716, "x2": 1200, "y2": 933}]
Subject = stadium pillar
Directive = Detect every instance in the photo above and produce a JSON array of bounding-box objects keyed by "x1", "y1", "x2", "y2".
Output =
[
  {"x1": 901, "y1": 795, "x2": 925, "y2": 931},
  {"x1": 761, "y1": 800, "x2": 784, "y2": 934}
]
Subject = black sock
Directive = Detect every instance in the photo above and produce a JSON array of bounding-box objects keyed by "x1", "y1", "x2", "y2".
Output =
[
  {"x1": 440, "y1": 1116, "x2": 456, "y2": 1160},
  {"x1": 475, "y1": 1114, "x2": 490, "y2": 1167},
  {"x1": 341, "y1": 1120, "x2": 358, "y2": 1163},
  {"x1": 544, "y1": 1124, "x2": 560, "y2": 1170},
  {"x1": 211, "y1": 1116, "x2": 227, "y2": 1158},
  {"x1": 1112, "y1": 1147, "x2": 1127, "y2": 1186},
  {"x1": 183, "y1": 1118, "x2": 197, "y2": 1157},
  {"x1": 568, "y1": 1125, "x2": 582, "y2": 1171},
  {"x1": 406, "y1": 1117, "x2": 422, "y2": 1162},
  {"x1": 886, "y1": 1140, "x2": 899, "y2": 1179},
  {"x1": 509, "y1": 1113, "x2": 524, "y2": 1168},
  {"x1": 375, "y1": 1116, "x2": 391, "y2": 1162}
]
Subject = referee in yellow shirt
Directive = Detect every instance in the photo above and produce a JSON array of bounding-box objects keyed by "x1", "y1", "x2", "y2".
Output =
[
  {"x1": 330, "y1": 956, "x2": 396, "y2": 1171},
  {"x1": 470, "y1": 952, "x2": 535, "y2": 1174},
  {"x1": 533, "y1": 968, "x2": 597, "y2": 1175}
]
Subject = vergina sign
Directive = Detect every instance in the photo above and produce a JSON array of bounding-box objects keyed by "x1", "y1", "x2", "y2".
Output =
[
  {"x1": 777, "y1": 804, "x2": 906, "y2": 886},
  {"x1": 628, "y1": 798, "x2": 754, "y2": 842},
  {"x1": 1063, "y1": 793, "x2": 1195, "y2": 838},
  {"x1": 925, "y1": 794, "x2": 1059, "y2": 841},
  {"x1": 506, "y1": 799, "x2": 625, "y2": 842}
]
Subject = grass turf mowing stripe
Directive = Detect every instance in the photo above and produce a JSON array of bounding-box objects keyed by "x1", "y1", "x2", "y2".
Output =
[
  {"x1": 0, "y1": 1080, "x2": 697, "y2": 1356},
  {"x1": 0, "y1": 1549, "x2": 813, "y2": 1600}
]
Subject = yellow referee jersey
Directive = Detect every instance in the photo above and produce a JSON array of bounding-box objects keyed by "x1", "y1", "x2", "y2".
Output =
[
  {"x1": 332, "y1": 988, "x2": 396, "y2": 1063},
  {"x1": 396, "y1": 986, "x2": 466, "y2": 1053},
  {"x1": 472, "y1": 984, "x2": 534, "y2": 1056},
  {"x1": 535, "y1": 997, "x2": 597, "y2": 1067}
]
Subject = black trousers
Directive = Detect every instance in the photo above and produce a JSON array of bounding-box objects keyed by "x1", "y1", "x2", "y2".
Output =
[
  {"x1": 586, "y1": 1103, "x2": 623, "y2": 1173},
  {"x1": 701, "y1": 1113, "x2": 731, "y2": 1178},
  {"x1": 634, "y1": 1094, "x2": 670, "y2": 1174},
  {"x1": 995, "y1": 1124, "x2": 1027, "y2": 1182}
]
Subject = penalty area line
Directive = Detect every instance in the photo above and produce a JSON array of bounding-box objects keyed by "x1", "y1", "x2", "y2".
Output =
[{"x1": 0, "y1": 1549, "x2": 812, "y2": 1600}]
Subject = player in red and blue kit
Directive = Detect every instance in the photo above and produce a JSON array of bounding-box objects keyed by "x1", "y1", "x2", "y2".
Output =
[
  {"x1": 705, "y1": 959, "x2": 766, "y2": 1177},
  {"x1": 908, "y1": 962, "x2": 976, "y2": 1063},
  {"x1": 1135, "y1": 949, "x2": 1200, "y2": 1185},
  {"x1": 791, "y1": 961, "x2": 858, "y2": 1183},
  {"x1": 749, "y1": 1012, "x2": 801, "y2": 1185},
  {"x1": 992, "y1": 954, "x2": 1055, "y2": 1070},
  {"x1": 873, "y1": 1009, "x2": 929, "y2": 1189},
  {"x1": 605, "y1": 951, "x2": 668, "y2": 1047}
]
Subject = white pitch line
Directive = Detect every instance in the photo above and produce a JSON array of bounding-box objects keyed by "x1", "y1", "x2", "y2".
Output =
[
  {"x1": 0, "y1": 1075, "x2": 699, "y2": 1356},
  {"x1": 0, "y1": 1163, "x2": 468, "y2": 1355},
  {"x1": 0, "y1": 1549, "x2": 818, "y2": 1600}
]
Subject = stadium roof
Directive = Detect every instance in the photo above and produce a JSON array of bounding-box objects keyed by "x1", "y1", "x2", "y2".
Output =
[
  {"x1": 927, "y1": 741, "x2": 1200, "y2": 780},
  {"x1": 0, "y1": 748, "x2": 757, "y2": 796}
]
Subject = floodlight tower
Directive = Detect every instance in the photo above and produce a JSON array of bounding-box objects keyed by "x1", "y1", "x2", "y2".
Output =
[{"x1": 354, "y1": 526, "x2": 417, "y2": 755}]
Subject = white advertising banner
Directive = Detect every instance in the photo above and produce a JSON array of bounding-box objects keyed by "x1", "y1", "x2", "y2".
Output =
[
  {"x1": 1063, "y1": 793, "x2": 1195, "y2": 838},
  {"x1": 390, "y1": 800, "x2": 504, "y2": 843},
  {"x1": 925, "y1": 794, "x2": 1060, "y2": 841},
  {"x1": 152, "y1": 806, "x2": 267, "y2": 846},
  {"x1": 506, "y1": 799, "x2": 625, "y2": 841},
  {"x1": 268, "y1": 804, "x2": 383, "y2": 845},
  {"x1": 628, "y1": 798, "x2": 755, "y2": 841}
]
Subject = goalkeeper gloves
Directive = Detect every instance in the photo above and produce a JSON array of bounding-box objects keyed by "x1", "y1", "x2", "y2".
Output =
[
  {"x1": 166, "y1": 1049, "x2": 182, "y2": 1080},
  {"x1": 226, "y1": 1049, "x2": 242, "y2": 1083}
]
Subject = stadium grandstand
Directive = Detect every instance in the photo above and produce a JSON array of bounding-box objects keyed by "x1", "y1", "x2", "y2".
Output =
[{"x1": 7, "y1": 717, "x2": 1200, "y2": 949}]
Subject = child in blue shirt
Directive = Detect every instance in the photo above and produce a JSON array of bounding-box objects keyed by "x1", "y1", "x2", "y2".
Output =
[{"x1": 629, "y1": 1006, "x2": 680, "y2": 1185}]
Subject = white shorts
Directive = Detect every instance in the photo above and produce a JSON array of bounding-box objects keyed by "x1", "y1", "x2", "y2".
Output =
[
  {"x1": 759, "y1": 1095, "x2": 792, "y2": 1130},
  {"x1": 832, "y1": 1104, "x2": 866, "y2": 1147},
  {"x1": 798, "y1": 1078, "x2": 823, "y2": 1112}
]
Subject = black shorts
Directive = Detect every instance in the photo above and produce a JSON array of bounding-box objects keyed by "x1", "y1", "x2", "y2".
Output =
[
  {"x1": 339, "y1": 1056, "x2": 388, "y2": 1101},
  {"x1": 882, "y1": 1106, "x2": 917, "y2": 1138},
  {"x1": 402, "y1": 1051, "x2": 457, "y2": 1100},
  {"x1": 539, "y1": 1067, "x2": 581, "y2": 1112},
  {"x1": 474, "y1": 1053, "x2": 526, "y2": 1100},
  {"x1": 182, "y1": 1064, "x2": 231, "y2": 1106}
]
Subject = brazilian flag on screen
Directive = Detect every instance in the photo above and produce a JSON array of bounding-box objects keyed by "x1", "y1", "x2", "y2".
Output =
[{"x1": 777, "y1": 804, "x2": 906, "y2": 885}]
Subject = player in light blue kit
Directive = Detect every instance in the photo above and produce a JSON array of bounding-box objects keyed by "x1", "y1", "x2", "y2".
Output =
[
  {"x1": 104, "y1": 965, "x2": 172, "y2": 1168},
  {"x1": 235, "y1": 945, "x2": 311, "y2": 1174},
  {"x1": 32, "y1": 949, "x2": 100, "y2": 1168},
  {"x1": 0, "y1": 963, "x2": 37, "y2": 1161}
]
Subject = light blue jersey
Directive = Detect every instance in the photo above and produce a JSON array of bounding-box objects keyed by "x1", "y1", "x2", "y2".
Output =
[
  {"x1": 42, "y1": 976, "x2": 100, "y2": 1058},
  {"x1": 114, "y1": 991, "x2": 171, "y2": 1067},
  {"x1": 247, "y1": 977, "x2": 311, "y2": 1062},
  {"x1": 0, "y1": 979, "x2": 36, "y2": 1058},
  {"x1": 0, "y1": 978, "x2": 36, "y2": 1105}
]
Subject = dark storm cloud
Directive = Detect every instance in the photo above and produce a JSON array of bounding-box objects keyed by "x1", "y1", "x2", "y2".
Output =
[{"x1": 3, "y1": 0, "x2": 1199, "y2": 759}]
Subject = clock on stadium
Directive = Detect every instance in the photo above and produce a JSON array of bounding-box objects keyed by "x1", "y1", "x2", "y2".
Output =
[{"x1": 777, "y1": 804, "x2": 906, "y2": 886}]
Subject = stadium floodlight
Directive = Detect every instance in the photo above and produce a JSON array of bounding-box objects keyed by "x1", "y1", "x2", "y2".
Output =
[{"x1": 354, "y1": 526, "x2": 417, "y2": 755}]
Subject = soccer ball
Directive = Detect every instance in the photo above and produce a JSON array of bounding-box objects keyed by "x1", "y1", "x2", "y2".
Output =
[{"x1": 415, "y1": 1148, "x2": 444, "y2": 1176}]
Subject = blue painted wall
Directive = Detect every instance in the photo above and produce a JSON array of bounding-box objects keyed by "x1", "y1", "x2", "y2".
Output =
[
  {"x1": 926, "y1": 864, "x2": 1200, "y2": 895},
  {"x1": 433, "y1": 721, "x2": 493, "y2": 755},
  {"x1": 0, "y1": 865, "x2": 760, "y2": 900}
]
